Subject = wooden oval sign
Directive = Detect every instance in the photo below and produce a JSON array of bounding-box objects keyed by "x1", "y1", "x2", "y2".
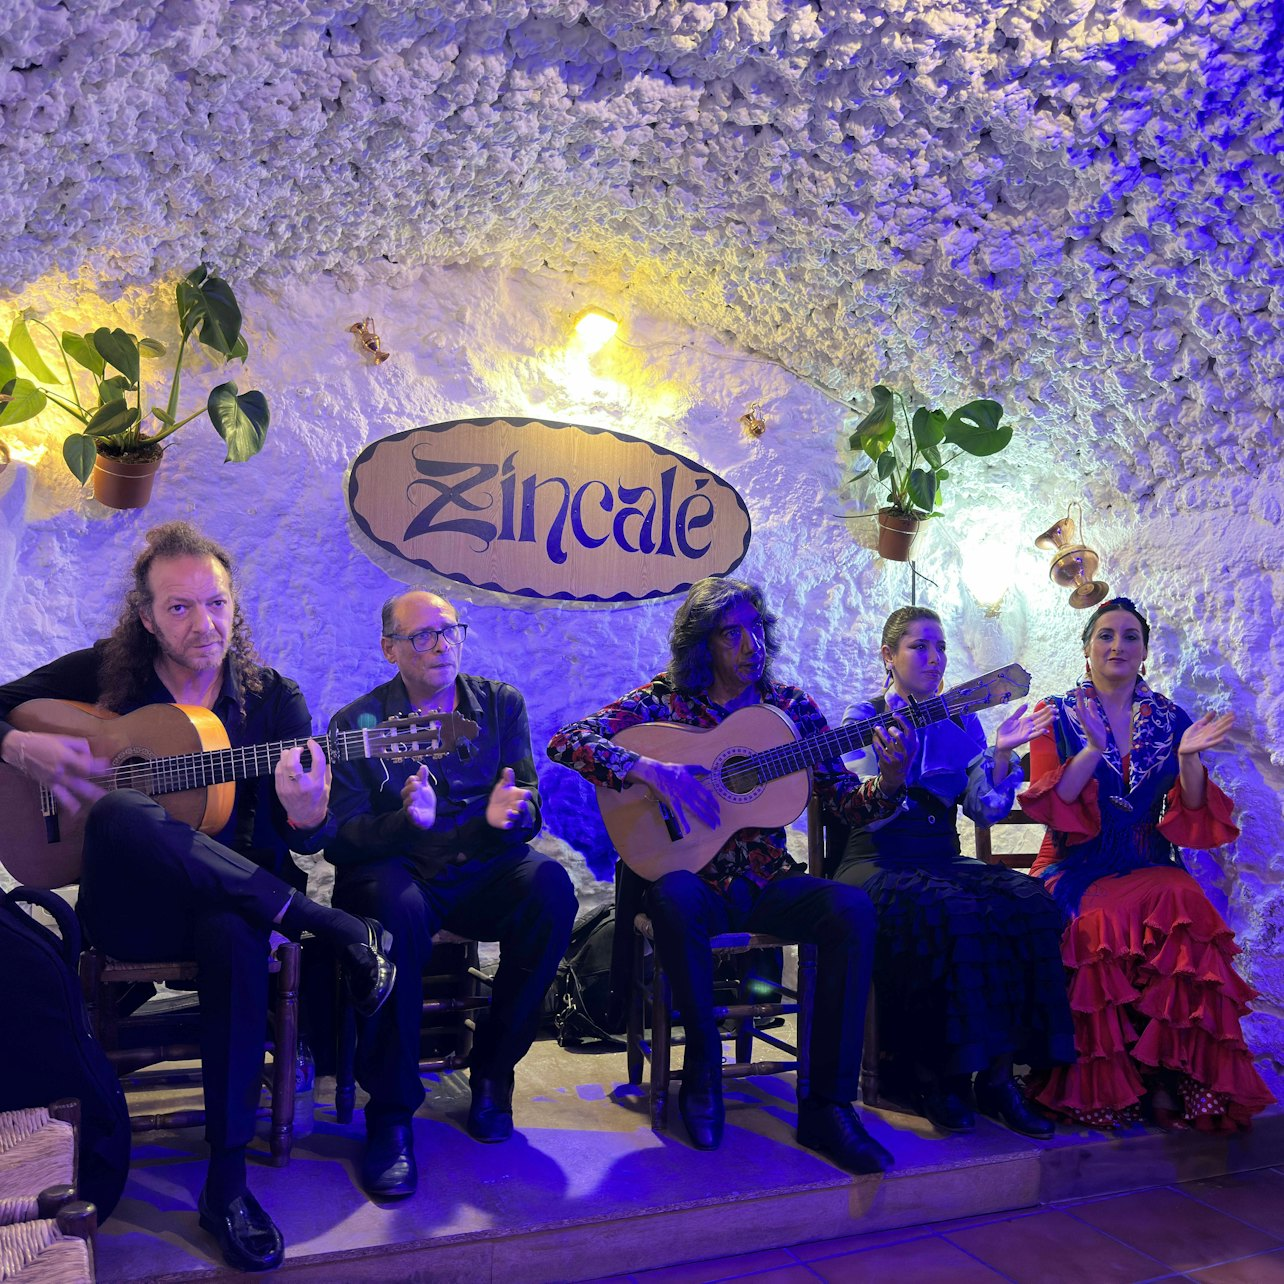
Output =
[{"x1": 347, "y1": 417, "x2": 752, "y2": 603}]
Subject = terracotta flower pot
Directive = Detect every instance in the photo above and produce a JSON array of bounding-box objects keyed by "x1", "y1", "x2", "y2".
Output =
[
  {"x1": 91, "y1": 449, "x2": 163, "y2": 510},
  {"x1": 877, "y1": 508, "x2": 921, "y2": 561}
]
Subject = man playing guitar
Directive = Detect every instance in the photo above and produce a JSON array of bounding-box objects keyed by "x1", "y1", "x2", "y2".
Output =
[
  {"x1": 548, "y1": 576, "x2": 913, "y2": 1174},
  {"x1": 0, "y1": 522, "x2": 395, "y2": 1273}
]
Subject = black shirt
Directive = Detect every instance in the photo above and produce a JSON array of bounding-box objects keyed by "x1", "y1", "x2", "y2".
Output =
[
  {"x1": 317, "y1": 671, "x2": 541, "y2": 880},
  {"x1": 0, "y1": 643, "x2": 317, "y2": 889}
]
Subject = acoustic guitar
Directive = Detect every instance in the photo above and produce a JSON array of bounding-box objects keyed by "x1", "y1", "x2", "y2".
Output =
[
  {"x1": 0, "y1": 699, "x2": 478, "y2": 888},
  {"x1": 597, "y1": 663, "x2": 1031, "y2": 880}
]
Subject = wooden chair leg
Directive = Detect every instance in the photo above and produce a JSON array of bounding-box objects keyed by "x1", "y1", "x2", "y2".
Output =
[
  {"x1": 456, "y1": 940, "x2": 480, "y2": 1067},
  {"x1": 650, "y1": 959, "x2": 671, "y2": 1133},
  {"x1": 795, "y1": 943, "x2": 816, "y2": 1104},
  {"x1": 626, "y1": 929, "x2": 645, "y2": 1087},
  {"x1": 860, "y1": 980, "x2": 880, "y2": 1107},
  {"x1": 335, "y1": 978, "x2": 357, "y2": 1126},
  {"x1": 733, "y1": 952, "x2": 755, "y2": 1067},
  {"x1": 268, "y1": 942, "x2": 300, "y2": 1165}
]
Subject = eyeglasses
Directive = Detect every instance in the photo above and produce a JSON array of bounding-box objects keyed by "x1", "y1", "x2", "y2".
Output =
[{"x1": 384, "y1": 623, "x2": 468, "y2": 651}]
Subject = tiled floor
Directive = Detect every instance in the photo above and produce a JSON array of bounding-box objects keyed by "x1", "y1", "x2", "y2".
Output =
[{"x1": 589, "y1": 1166, "x2": 1284, "y2": 1284}]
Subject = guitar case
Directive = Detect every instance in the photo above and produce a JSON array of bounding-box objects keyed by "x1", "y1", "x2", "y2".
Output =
[{"x1": 0, "y1": 885, "x2": 131, "y2": 1222}]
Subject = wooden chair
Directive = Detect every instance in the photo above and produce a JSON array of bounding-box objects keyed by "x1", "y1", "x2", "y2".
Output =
[
  {"x1": 333, "y1": 930, "x2": 492, "y2": 1125},
  {"x1": 0, "y1": 1202, "x2": 96, "y2": 1282},
  {"x1": 79, "y1": 942, "x2": 301, "y2": 1166},
  {"x1": 625, "y1": 803, "x2": 837, "y2": 1135},
  {"x1": 0, "y1": 1102, "x2": 78, "y2": 1212}
]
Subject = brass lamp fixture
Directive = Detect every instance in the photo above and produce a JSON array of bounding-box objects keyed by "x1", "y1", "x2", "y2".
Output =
[
  {"x1": 1035, "y1": 503, "x2": 1109, "y2": 608},
  {"x1": 738, "y1": 402, "x2": 766, "y2": 437}
]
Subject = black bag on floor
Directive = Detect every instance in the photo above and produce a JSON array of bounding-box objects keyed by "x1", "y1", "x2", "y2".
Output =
[
  {"x1": 551, "y1": 903, "x2": 624, "y2": 1047},
  {"x1": 0, "y1": 886, "x2": 131, "y2": 1222}
]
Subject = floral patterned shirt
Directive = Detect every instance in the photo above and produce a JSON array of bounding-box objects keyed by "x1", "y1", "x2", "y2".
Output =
[{"x1": 547, "y1": 671, "x2": 898, "y2": 890}]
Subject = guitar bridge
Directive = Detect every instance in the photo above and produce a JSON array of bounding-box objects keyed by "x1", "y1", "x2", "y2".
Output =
[
  {"x1": 39, "y1": 784, "x2": 62, "y2": 844},
  {"x1": 657, "y1": 800, "x2": 682, "y2": 843}
]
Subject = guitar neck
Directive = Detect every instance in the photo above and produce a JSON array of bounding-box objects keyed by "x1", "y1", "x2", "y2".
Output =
[
  {"x1": 749, "y1": 697, "x2": 953, "y2": 784},
  {"x1": 100, "y1": 727, "x2": 374, "y2": 795}
]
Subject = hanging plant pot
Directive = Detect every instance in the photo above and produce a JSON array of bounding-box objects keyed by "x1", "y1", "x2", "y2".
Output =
[
  {"x1": 877, "y1": 508, "x2": 921, "y2": 561},
  {"x1": 91, "y1": 446, "x2": 164, "y2": 510}
]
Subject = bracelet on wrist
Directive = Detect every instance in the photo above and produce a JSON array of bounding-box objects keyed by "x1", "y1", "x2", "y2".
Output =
[{"x1": 875, "y1": 776, "x2": 903, "y2": 803}]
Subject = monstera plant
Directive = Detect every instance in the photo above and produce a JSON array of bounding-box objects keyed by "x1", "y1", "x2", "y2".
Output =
[
  {"x1": 0, "y1": 265, "x2": 270, "y2": 509},
  {"x1": 847, "y1": 384, "x2": 1014, "y2": 560}
]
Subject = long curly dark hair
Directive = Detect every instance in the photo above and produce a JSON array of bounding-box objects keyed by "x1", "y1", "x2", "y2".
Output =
[
  {"x1": 668, "y1": 576, "x2": 778, "y2": 694},
  {"x1": 98, "y1": 522, "x2": 263, "y2": 714}
]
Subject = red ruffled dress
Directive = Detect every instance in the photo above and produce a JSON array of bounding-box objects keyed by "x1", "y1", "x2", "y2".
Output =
[{"x1": 1020, "y1": 692, "x2": 1273, "y2": 1131}]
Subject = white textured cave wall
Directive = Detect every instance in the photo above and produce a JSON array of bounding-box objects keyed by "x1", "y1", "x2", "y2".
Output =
[
  {"x1": 2, "y1": 266, "x2": 1281, "y2": 1093},
  {"x1": 1, "y1": 1, "x2": 1281, "y2": 1087}
]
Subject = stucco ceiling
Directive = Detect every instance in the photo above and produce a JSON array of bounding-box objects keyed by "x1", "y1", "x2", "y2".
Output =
[{"x1": 2, "y1": 1, "x2": 1281, "y2": 489}]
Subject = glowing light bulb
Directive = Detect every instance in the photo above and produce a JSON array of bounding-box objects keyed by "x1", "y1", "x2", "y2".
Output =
[{"x1": 572, "y1": 308, "x2": 619, "y2": 353}]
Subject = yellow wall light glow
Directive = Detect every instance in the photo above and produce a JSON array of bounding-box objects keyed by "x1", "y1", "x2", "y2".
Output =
[
  {"x1": 571, "y1": 307, "x2": 620, "y2": 354},
  {"x1": 960, "y1": 530, "x2": 1020, "y2": 614}
]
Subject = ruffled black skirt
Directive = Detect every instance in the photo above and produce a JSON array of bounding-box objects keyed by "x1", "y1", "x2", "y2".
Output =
[{"x1": 836, "y1": 854, "x2": 1076, "y2": 1079}]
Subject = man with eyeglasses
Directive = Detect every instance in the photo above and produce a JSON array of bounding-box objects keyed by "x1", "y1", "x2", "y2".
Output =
[
  {"x1": 549, "y1": 577, "x2": 905, "y2": 1175},
  {"x1": 319, "y1": 589, "x2": 576, "y2": 1199}
]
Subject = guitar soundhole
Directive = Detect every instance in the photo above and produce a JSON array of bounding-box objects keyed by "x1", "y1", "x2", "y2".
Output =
[
  {"x1": 720, "y1": 754, "x2": 762, "y2": 798},
  {"x1": 113, "y1": 755, "x2": 158, "y2": 795}
]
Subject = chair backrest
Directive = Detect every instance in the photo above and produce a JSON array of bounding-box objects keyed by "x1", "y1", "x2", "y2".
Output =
[
  {"x1": 805, "y1": 795, "x2": 848, "y2": 878},
  {"x1": 975, "y1": 753, "x2": 1046, "y2": 870}
]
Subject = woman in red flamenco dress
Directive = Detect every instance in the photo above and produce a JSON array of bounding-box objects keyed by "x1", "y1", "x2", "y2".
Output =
[{"x1": 1019, "y1": 597, "x2": 1273, "y2": 1131}]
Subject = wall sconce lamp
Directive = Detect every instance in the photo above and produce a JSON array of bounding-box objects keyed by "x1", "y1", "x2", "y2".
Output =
[
  {"x1": 571, "y1": 307, "x2": 619, "y2": 354},
  {"x1": 348, "y1": 318, "x2": 390, "y2": 365},
  {"x1": 960, "y1": 530, "x2": 1018, "y2": 616},
  {"x1": 1035, "y1": 503, "x2": 1109, "y2": 608},
  {"x1": 738, "y1": 402, "x2": 766, "y2": 438}
]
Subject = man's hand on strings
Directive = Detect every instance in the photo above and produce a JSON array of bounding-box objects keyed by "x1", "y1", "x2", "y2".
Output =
[
  {"x1": 3, "y1": 730, "x2": 108, "y2": 813},
  {"x1": 627, "y1": 757, "x2": 720, "y2": 834}
]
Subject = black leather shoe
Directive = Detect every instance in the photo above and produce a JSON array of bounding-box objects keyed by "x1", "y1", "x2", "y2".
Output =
[
  {"x1": 343, "y1": 917, "x2": 396, "y2": 1017},
  {"x1": 677, "y1": 1064, "x2": 724, "y2": 1151},
  {"x1": 198, "y1": 1185, "x2": 284, "y2": 1272},
  {"x1": 974, "y1": 1076, "x2": 1055, "y2": 1139},
  {"x1": 797, "y1": 1099, "x2": 894, "y2": 1175},
  {"x1": 917, "y1": 1082, "x2": 976, "y2": 1133},
  {"x1": 361, "y1": 1122, "x2": 417, "y2": 1199},
  {"x1": 467, "y1": 1073, "x2": 515, "y2": 1143}
]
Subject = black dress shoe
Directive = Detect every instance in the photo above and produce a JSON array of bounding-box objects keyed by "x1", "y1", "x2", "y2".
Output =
[
  {"x1": 343, "y1": 917, "x2": 396, "y2": 1017},
  {"x1": 797, "y1": 1099, "x2": 894, "y2": 1175},
  {"x1": 198, "y1": 1185, "x2": 284, "y2": 1273},
  {"x1": 361, "y1": 1122, "x2": 418, "y2": 1198},
  {"x1": 677, "y1": 1065, "x2": 724, "y2": 1151},
  {"x1": 917, "y1": 1082, "x2": 976, "y2": 1133},
  {"x1": 974, "y1": 1076, "x2": 1055, "y2": 1139},
  {"x1": 467, "y1": 1073, "x2": 515, "y2": 1143}
]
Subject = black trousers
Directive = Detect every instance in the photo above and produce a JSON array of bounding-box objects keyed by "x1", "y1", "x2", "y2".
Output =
[
  {"x1": 77, "y1": 790, "x2": 295, "y2": 1152},
  {"x1": 644, "y1": 868, "x2": 876, "y2": 1103},
  {"x1": 333, "y1": 848, "x2": 577, "y2": 1125}
]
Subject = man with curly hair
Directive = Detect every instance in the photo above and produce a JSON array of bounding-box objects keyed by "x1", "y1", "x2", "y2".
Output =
[
  {"x1": 548, "y1": 576, "x2": 909, "y2": 1175},
  {"x1": 0, "y1": 522, "x2": 395, "y2": 1273}
]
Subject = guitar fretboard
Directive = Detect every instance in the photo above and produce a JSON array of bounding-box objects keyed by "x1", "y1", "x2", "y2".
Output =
[
  {"x1": 89, "y1": 727, "x2": 384, "y2": 796},
  {"x1": 722, "y1": 696, "x2": 954, "y2": 790}
]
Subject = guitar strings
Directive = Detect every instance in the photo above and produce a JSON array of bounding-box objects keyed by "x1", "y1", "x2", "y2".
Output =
[
  {"x1": 81, "y1": 723, "x2": 442, "y2": 794},
  {"x1": 715, "y1": 687, "x2": 994, "y2": 792}
]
